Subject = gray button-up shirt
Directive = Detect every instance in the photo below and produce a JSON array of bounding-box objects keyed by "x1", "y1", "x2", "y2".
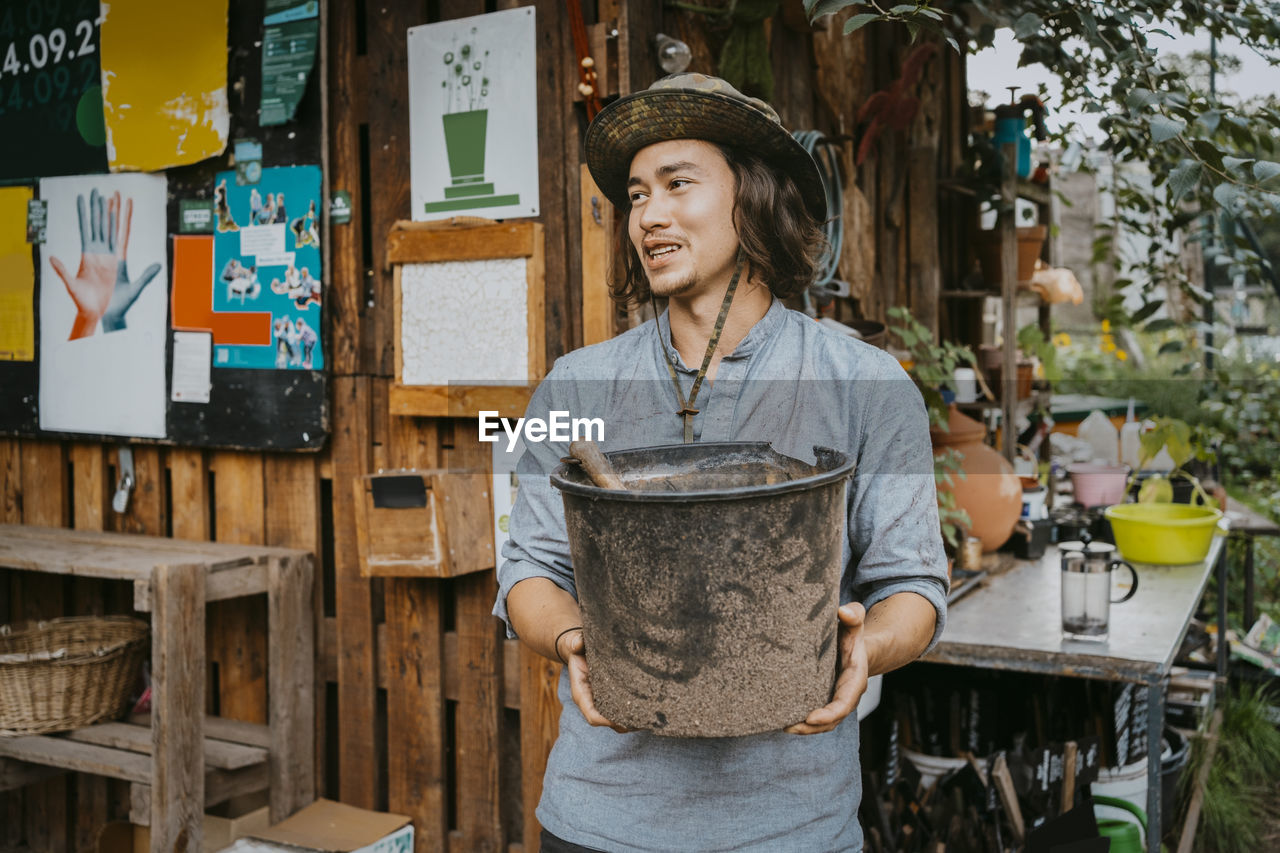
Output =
[{"x1": 494, "y1": 298, "x2": 948, "y2": 852}]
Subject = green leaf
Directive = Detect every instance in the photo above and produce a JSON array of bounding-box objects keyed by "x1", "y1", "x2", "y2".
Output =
[
  {"x1": 1125, "y1": 88, "x2": 1159, "y2": 113},
  {"x1": 1149, "y1": 115, "x2": 1186, "y2": 143},
  {"x1": 1144, "y1": 318, "x2": 1178, "y2": 333},
  {"x1": 1076, "y1": 7, "x2": 1099, "y2": 40},
  {"x1": 843, "y1": 12, "x2": 878, "y2": 33},
  {"x1": 1198, "y1": 110, "x2": 1222, "y2": 132},
  {"x1": 1131, "y1": 300, "x2": 1164, "y2": 324},
  {"x1": 1223, "y1": 156, "x2": 1255, "y2": 174},
  {"x1": 890, "y1": 4, "x2": 917, "y2": 13},
  {"x1": 1253, "y1": 160, "x2": 1280, "y2": 183},
  {"x1": 1168, "y1": 160, "x2": 1203, "y2": 203},
  {"x1": 1158, "y1": 340, "x2": 1185, "y2": 354},
  {"x1": 1013, "y1": 11, "x2": 1042, "y2": 38},
  {"x1": 1213, "y1": 182, "x2": 1242, "y2": 211},
  {"x1": 1192, "y1": 139, "x2": 1224, "y2": 171},
  {"x1": 806, "y1": 0, "x2": 855, "y2": 16}
]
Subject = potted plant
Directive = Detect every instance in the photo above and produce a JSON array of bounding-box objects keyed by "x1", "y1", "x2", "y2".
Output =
[
  {"x1": 887, "y1": 307, "x2": 1022, "y2": 553},
  {"x1": 964, "y1": 123, "x2": 1048, "y2": 286},
  {"x1": 1130, "y1": 417, "x2": 1218, "y2": 507}
]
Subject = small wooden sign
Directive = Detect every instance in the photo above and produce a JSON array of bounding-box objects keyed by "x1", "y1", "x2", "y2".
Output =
[
  {"x1": 389, "y1": 220, "x2": 544, "y2": 418},
  {"x1": 352, "y1": 469, "x2": 495, "y2": 578}
]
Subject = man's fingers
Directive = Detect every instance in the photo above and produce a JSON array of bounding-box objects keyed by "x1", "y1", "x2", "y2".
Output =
[
  {"x1": 838, "y1": 602, "x2": 866, "y2": 628},
  {"x1": 108, "y1": 191, "x2": 120, "y2": 253},
  {"x1": 76, "y1": 194, "x2": 89, "y2": 248},
  {"x1": 96, "y1": 188, "x2": 107, "y2": 244},
  {"x1": 120, "y1": 197, "x2": 133, "y2": 257},
  {"x1": 130, "y1": 262, "x2": 162, "y2": 293},
  {"x1": 563, "y1": 631, "x2": 586, "y2": 659},
  {"x1": 564, "y1": 639, "x2": 632, "y2": 733},
  {"x1": 89, "y1": 188, "x2": 100, "y2": 242},
  {"x1": 49, "y1": 256, "x2": 72, "y2": 291}
]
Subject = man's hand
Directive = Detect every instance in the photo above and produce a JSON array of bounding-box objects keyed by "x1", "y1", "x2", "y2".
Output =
[
  {"x1": 102, "y1": 194, "x2": 161, "y2": 332},
  {"x1": 786, "y1": 602, "x2": 868, "y2": 736},
  {"x1": 49, "y1": 189, "x2": 160, "y2": 339},
  {"x1": 560, "y1": 629, "x2": 633, "y2": 734}
]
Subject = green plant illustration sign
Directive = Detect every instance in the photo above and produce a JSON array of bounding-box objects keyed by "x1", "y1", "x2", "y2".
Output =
[{"x1": 408, "y1": 9, "x2": 538, "y2": 221}]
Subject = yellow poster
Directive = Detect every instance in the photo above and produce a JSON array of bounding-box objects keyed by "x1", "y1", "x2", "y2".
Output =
[
  {"x1": 101, "y1": 0, "x2": 230, "y2": 172},
  {"x1": 0, "y1": 186, "x2": 35, "y2": 361}
]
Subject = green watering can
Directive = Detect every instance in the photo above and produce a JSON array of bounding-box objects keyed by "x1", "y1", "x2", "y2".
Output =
[{"x1": 1093, "y1": 794, "x2": 1148, "y2": 853}]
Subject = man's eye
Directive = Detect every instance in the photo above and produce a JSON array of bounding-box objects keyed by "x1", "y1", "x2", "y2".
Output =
[
  {"x1": 670, "y1": 179, "x2": 690, "y2": 189},
  {"x1": 629, "y1": 191, "x2": 647, "y2": 202}
]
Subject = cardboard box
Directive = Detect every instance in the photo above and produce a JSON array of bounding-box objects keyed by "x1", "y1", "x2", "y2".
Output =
[
  {"x1": 227, "y1": 799, "x2": 413, "y2": 853},
  {"x1": 97, "y1": 806, "x2": 271, "y2": 853}
]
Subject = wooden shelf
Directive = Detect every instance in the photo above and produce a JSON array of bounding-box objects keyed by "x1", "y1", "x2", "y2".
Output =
[
  {"x1": 0, "y1": 525, "x2": 315, "y2": 853},
  {"x1": 0, "y1": 719, "x2": 270, "y2": 818},
  {"x1": 936, "y1": 178, "x2": 1051, "y2": 206},
  {"x1": 1017, "y1": 178, "x2": 1052, "y2": 206}
]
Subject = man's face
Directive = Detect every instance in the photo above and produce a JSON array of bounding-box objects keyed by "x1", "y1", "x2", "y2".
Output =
[{"x1": 627, "y1": 139, "x2": 740, "y2": 300}]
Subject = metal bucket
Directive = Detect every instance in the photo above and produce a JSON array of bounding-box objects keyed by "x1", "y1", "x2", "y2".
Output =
[{"x1": 551, "y1": 442, "x2": 855, "y2": 737}]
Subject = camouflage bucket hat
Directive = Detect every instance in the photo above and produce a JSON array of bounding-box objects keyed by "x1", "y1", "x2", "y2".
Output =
[{"x1": 585, "y1": 73, "x2": 827, "y2": 222}]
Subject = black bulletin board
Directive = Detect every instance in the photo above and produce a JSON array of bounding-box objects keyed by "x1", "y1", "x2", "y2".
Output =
[{"x1": 0, "y1": 0, "x2": 327, "y2": 451}]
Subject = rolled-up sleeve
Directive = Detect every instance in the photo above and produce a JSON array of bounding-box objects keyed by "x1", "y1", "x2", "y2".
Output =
[
  {"x1": 845, "y1": 358, "x2": 950, "y2": 653},
  {"x1": 492, "y1": 361, "x2": 579, "y2": 640}
]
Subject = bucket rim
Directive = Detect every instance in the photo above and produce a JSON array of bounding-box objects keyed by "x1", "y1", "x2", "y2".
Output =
[
  {"x1": 1104, "y1": 503, "x2": 1223, "y2": 527},
  {"x1": 551, "y1": 441, "x2": 855, "y2": 502}
]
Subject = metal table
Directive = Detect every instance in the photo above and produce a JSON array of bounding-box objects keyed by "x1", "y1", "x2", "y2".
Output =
[
  {"x1": 1224, "y1": 497, "x2": 1280, "y2": 628},
  {"x1": 922, "y1": 534, "x2": 1227, "y2": 853}
]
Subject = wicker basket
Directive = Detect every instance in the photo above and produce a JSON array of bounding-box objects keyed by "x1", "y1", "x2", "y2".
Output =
[{"x1": 0, "y1": 616, "x2": 149, "y2": 736}]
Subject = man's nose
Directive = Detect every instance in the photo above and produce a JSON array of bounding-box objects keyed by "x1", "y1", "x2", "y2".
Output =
[{"x1": 637, "y1": 192, "x2": 672, "y2": 231}]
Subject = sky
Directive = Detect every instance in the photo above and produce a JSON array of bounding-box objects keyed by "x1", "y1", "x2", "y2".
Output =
[{"x1": 967, "y1": 28, "x2": 1280, "y2": 141}]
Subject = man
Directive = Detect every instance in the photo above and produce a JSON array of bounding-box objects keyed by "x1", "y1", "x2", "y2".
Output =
[{"x1": 494, "y1": 74, "x2": 948, "y2": 852}]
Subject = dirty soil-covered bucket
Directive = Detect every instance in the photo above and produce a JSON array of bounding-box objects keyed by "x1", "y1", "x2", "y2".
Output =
[{"x1": 551, "y1": 442, "x2": 855, "y2": 737}]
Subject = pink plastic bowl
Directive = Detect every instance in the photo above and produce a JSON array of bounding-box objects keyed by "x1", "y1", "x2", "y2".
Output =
[{"x1": 1068, "y1": 463, "x2": 1130, "y2": 507}]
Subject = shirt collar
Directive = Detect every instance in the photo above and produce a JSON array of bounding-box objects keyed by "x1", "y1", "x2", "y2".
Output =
[{"x1": 656, "y1": 297, "x2": 785, "y2": 370}]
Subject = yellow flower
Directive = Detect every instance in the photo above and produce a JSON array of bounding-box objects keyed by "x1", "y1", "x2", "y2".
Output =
[
  {"x1": 1101, "y1": 335, "x2": 1116, "y2": 352},
  {"x1": 1101, "y1": 318, "x2": 1112, "y2": 332},
  {"x1": 1115, "y1": 349, "x2": 1128, "y2": 361},
  {"x1": 1053, "y1": 332, "x2": 1072, "y2": 347}
]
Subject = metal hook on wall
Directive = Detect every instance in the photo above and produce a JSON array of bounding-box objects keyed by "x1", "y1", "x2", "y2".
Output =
[{"x1": 112, "y1": 446, "x2": 135, "y2": 515}]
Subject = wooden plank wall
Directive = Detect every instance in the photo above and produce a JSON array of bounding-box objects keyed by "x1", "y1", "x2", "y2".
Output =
[
  {"x1": 0, "y1": 3, "x2": 966, "y2": 852},
  {"x1": 675, "y1": 8, "x2": 961, "y2": 334}
]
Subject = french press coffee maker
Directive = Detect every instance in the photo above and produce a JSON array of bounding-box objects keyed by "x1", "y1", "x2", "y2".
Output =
[{"x1": 1060, "y1": 536, "x2": 1139, "y2": 642}]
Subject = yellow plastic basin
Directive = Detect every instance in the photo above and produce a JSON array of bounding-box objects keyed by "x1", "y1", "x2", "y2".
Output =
[{"x1": 1104, "y1": 503, "x2": 1223, "y2": 565}]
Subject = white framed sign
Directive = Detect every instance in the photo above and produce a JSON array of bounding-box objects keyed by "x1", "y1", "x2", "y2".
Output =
[{"x1": 407, "y1": 7, "x2": 539, "y2": 221}]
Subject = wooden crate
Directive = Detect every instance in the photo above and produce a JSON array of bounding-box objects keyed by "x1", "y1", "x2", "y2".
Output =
[
  {"x1": 0, "y1": 524, "x2": 314, "y2": 853},
  {"x1": 352, "y1": 470, "x2": 494, "y2": 578}
]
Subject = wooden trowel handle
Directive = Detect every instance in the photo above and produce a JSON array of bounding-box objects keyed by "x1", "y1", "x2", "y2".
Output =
[{"x1": 569, "y1": 440, "x2": 625, "y2": 490}]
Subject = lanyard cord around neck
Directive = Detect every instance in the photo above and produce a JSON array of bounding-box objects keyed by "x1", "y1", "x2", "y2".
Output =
[{"x1": 658, "y1": 250, "x2": 747, "y2": 444}]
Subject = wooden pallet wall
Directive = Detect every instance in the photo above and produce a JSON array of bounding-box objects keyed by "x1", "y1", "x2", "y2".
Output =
[{"x1": 1, "y1": 3, "x2": 967, "y2": 852}]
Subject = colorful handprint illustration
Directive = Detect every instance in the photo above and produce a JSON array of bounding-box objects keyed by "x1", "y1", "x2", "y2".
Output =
[{"x1": 48, "y1": 187, "x2": 162, "y2": 340}]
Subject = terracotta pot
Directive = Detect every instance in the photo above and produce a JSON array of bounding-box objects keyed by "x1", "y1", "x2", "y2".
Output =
[
  {"x1": 977, "y1": 225, "x2": 1048, "y2": 285},
  {"x1": 931, "y1": 405, "x2": 1023, "y2": 552}
]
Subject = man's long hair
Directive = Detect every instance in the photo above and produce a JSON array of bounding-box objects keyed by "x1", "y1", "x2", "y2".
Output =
[{"x1": 609, "y1": 143, "x2": 827, "y2": 305}]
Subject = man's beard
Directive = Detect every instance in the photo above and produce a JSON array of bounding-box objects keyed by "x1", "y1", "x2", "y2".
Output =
[{"x1": 647, "y1": 270, "x2": 698, "y2": 299}]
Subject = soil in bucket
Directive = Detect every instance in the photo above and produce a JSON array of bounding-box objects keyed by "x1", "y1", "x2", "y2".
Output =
[{"x1": 552, "y1": 442, "x2": 855, "y2": 738}]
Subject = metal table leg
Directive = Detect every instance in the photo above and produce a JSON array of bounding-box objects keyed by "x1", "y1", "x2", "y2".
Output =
[
  {"x1": 1244, "y1": 534, "x2": 1256, "y2": 629},
  {"x1": 1146, "y1": 677, "x2": 1165, "y2": 853},
  {"x1": 1216, "y1": 545, "x2": 1229, "y2": 678}
]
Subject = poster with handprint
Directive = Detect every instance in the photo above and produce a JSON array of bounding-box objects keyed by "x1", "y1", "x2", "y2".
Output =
[{"x1": 39, "y1": 172, "x2": 168, "y2": 437}]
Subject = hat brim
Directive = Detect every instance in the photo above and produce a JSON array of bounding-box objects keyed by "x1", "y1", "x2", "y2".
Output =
[{"x1": 585, "y1": 89, "x2": 827, "y2": 223}]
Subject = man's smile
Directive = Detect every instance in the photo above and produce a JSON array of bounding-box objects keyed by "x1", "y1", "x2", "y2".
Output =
[{"x1": 643, "y1": 238, "x2": 685, "y2": 268}]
